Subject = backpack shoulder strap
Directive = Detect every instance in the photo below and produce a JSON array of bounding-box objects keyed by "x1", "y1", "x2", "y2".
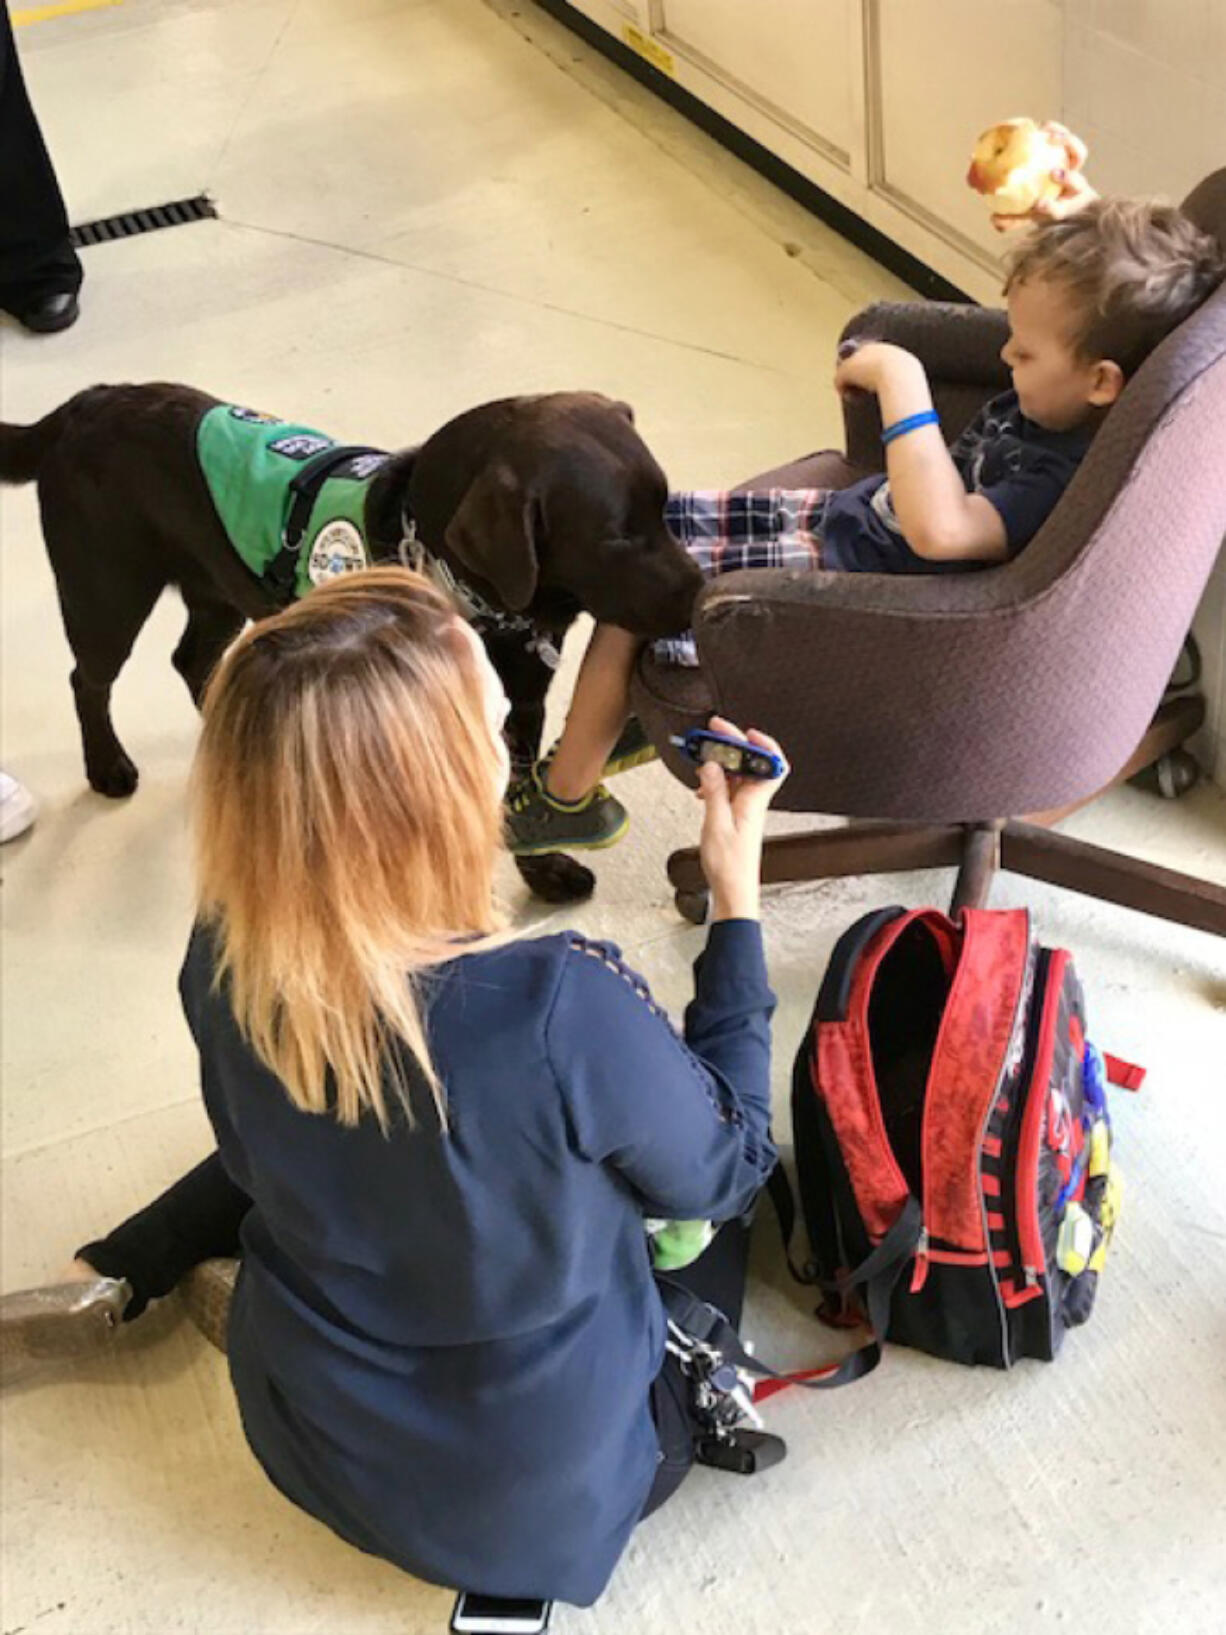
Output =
[
  {"x1": 814, "y1": 907, "x2": 957, "y2": 1241},
  {"x1": 815, "y1": 906, "x2": 909, "y2": 1022},
  {"x1": 660, "y1": 1194, "x2": 924, "y2": 1399},
  {"x1": 921, "y1": 907, "x2": 1033, "y2": 1251},
  {"x1": 772, "y1": 907, "x2": 909, "y2": 1285}
]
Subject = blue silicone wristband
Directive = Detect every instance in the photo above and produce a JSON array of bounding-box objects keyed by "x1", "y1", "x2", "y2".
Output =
[{"x1": 881, "y1": 409, "x2": 940, "y2": 445}]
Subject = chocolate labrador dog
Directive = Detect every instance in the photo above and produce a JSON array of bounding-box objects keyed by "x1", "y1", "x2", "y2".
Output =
[{"x1": 1, "y1": 385, "x2": 700, "y2": 898}]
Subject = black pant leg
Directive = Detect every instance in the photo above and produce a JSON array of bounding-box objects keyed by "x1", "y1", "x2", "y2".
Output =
[
  {"x1": 639, "y1": 1213, "x2": 754, "y2": 1519},
  {"x1": 77, "y1": 1153, "x2": 252, "y2": 1320},
  {"x1": 0, "y1": 8, "x2": 83, "y2": 309},
  {"x1": 640, "y1": 1354, "x2": 695, "y2": 1518},
  {"x1": 664, "y1": 1212, "x2": 752, "y2": 1327}
]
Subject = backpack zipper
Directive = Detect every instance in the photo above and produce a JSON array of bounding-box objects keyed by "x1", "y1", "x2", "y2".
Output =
[
  {"x1": 1000, "y1": 948, "x2": 1047, "y2": 1286},
  {"x1": 1013, "y1": 948, "x2": 1069, "y2": 1285},
  {"x1": 972, "y1": 937, "x2": 1039, "y2": 1363}
]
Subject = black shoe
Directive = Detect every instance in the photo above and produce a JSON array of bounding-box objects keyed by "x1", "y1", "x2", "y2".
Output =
[
  {"x1": 694, "y1": 1429, "x2": 788, "y2": 1475},
  {"x1": 12, "y1": 290, "x2": 80, "y2": 334}
]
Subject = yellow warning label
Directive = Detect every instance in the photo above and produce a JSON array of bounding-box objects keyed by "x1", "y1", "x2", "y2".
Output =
[{"x1": 622, "y1": 23, "x2": 676, "y2": 78}]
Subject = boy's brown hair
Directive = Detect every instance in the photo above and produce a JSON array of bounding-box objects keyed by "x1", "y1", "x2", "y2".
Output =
[{"x1": 1005, "y1": 197, "x2": 1224, "y2": 378}]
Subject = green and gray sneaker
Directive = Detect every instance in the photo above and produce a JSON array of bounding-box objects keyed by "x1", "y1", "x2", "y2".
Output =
[
  {"x1": 506, "y1": 765, "x2": 629, "y2": 855},
  {"x1": 602, "y1": 716, "x2": 658, "y2": 777},
  {"x1": 542, "y1": 716, "x2": 658, "y2": 781}
]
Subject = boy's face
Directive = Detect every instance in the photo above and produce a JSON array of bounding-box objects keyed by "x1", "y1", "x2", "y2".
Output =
[{"x1": 1001, "y1": 277, "x2": 1122, "y2": 431}]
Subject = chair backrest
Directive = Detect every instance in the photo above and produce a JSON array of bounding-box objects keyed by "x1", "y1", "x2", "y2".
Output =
[{"x1": 1183, "y1": 168, "x2": 1226, "y2": 246}]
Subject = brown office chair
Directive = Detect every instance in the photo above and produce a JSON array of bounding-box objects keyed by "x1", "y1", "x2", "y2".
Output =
[{"x1": 631, "y1": 170, "x2": 1226, "y2": 937}]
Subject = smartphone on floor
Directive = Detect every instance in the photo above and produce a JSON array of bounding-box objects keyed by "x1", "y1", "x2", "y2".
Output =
[{"x1": 450, "y1": 1592, "x2": 553, "y2": 1634}]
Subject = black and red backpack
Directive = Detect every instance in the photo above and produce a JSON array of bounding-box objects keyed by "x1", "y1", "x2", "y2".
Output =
[{"x1": 767, "y1": 905, "x2": 1140, "y2": 1385}]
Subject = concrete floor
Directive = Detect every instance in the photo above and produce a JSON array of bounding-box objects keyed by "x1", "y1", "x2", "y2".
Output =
[{"x1": 2, "y1": 1, "x2": 1225, "y2": 1631}]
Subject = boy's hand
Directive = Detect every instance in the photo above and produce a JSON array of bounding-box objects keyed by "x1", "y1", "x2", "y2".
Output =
[
  {"x1": 834, "y1": 340, "x2": 925, "y2": 400},
  {"x1": 696, "y1": 716, "x2": 789, "y2": 923}
]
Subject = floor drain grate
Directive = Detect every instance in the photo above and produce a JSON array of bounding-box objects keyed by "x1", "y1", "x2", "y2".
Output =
[{"x1": 70, "y1": 194, "x2": 217, "y2": 249}]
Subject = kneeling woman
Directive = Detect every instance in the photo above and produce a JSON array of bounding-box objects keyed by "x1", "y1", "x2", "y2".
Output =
[{"x1": 3, "y1": 569, "x2": 786, "y2": 1607}]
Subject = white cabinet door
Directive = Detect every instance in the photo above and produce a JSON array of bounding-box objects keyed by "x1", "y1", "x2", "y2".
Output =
[
  {"x1": 657, "y1": 0, "x2": 858, "y2": 165},
  {"x1": 605, "y1": 0, "x2": 649, "y2": 24},
  {"x1": 871, "y1": 0, "x2": 1063, "y2": 265}
]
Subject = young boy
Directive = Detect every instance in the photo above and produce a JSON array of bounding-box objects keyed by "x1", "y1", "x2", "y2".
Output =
[{"x1": 507, "y1": 197, "x2": 1224, "y2": 855}]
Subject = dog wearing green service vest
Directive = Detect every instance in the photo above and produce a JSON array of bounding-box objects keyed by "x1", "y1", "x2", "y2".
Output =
[{"x1": 0, "y1": 384, "x2": 701, "y2": 803}]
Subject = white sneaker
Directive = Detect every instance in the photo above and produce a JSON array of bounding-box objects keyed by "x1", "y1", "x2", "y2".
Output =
[{"x1": 0, "y1": 772, "x2": 37, "y2": 842}]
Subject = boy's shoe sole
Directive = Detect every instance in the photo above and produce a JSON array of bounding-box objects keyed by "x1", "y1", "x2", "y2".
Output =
[
  {"x1": 0, "y1": 1276, "x2": 130, "y2": 1384},
  {"x1": 507, "y1": 800, "x2": 630, "y2": 856},
  {"x1": 511, "y1": 821, "x2": 629, "y2": 858}
]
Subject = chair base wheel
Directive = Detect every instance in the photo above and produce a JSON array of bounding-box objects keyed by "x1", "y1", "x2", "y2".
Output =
[
  {"x1": 675, "y1": 888, "x2": 710, "y2": 925},
  {"x1": 1129, "y1": 748, "x2": 1201, "y2": 800}
]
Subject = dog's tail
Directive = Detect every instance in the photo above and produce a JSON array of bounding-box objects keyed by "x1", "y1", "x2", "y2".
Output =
[{"x1": 0, "y1": 408, "x2": 69, "y2": 485}]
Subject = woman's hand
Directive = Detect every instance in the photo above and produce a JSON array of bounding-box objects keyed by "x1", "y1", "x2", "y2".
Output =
[{"x1": 696, "y1": 716, "x2": 789, "y2": 922}]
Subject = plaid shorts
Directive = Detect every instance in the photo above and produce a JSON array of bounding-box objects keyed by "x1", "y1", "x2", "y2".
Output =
[{"x1": 654, "y1": 489, "x2": 832, "y2": 666}]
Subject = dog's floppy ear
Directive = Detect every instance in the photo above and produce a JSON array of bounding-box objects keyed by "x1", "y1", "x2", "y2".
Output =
[
  {"x1": 444, "y1": 464, "x2": 540, "y2": 613},
  {"x1": 611, "y1": 399, "x2": 635, "y2": 424}
]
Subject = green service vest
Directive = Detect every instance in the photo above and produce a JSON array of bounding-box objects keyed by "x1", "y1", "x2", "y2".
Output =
[{"x1": 196, "y1": 404, "x2": 390, "y2": 600}]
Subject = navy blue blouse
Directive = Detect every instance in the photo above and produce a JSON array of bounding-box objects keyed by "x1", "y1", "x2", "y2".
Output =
[{"x1": 180, "y1": 919, "x2": 776, "y2": 1606}]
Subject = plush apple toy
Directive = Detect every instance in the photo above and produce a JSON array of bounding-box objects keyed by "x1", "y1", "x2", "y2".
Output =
[{"x1": 967, "y1": 118, "x2": 1092, "y2": 231}]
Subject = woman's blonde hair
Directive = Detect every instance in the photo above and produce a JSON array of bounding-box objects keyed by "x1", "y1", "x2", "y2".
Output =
[{"x1": 191, "y1": 567, "x2": 507, "y2": 1130}]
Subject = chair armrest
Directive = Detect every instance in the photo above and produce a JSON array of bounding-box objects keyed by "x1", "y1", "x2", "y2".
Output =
[
  {"x1": 839, "y1": 302, "x2": 1011, "y2": 470},
  {"x1": 732, "y1": 450, "x2": 867, "y2": 492},
  {"x1": 842, "y1": 301, "x2": 1011, "y2": 384},
  {"x1": 680, "y1": 562, "x2": 1065, "y2": 820}
]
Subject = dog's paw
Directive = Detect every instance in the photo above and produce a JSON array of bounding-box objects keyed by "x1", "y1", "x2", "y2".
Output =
[
  {"x1": 515, "y1": 852, "x2": 596, "y2": 904},
  {"x1": 87, "y1": 754, "x2": 139, "y2": 799}
]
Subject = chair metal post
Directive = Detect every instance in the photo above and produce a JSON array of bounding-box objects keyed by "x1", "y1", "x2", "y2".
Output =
[{"x1": 949, "y1": 822, "x2": 1003, "y2": 914}]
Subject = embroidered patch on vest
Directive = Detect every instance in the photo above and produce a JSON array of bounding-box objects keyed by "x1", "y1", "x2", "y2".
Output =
[
  {"x1": 269, "y1": 432, "x2": 334, "y2": 460},
  {"x1": 338, "y1": 452, "x2": 391, "y2": 481},
  {"x1": 227, "y1": 406, "x2": 283, "y2": 426},
  {"x1": 308, "y1": 519, "x2": 368, "y2": 585}
]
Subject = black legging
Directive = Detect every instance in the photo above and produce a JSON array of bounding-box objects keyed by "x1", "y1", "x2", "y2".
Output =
[
  {"x1": 77, "y1": 1153, "x2": 753, "y2": 1518},
  {"x1": 77, "y1": 1155, "x2": 250, "y2": 1320}
]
